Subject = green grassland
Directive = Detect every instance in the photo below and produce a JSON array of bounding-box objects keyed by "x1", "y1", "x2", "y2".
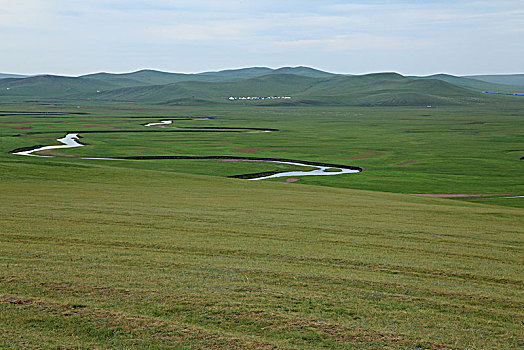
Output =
[
  {"x1": 0, "y1": 90, "x2": 523, "y2": 348},
  {"x1": 1, "y1": 158, "x2": 523, "y2": 349},
  {"x1": 2, "y1": 102, "x2": 523, "y2": 197}
]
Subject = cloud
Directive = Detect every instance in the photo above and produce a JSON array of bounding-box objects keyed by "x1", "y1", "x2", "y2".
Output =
[
  {"x1": 0, "y1": 0, "x2": 52, "y2": 27},
  {"x1": 274, "y1": 34, "x2": 417, "y2": 51},
  {"x1": 1, "y1": 0, "x2": 523, "y2": 75},
  {"x1": 146, "y1": 21, "x2": 251, "y2": 41}
]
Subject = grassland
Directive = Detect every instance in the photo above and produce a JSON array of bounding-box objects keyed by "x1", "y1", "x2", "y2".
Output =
[
  {"x1": 2, "y1": 102, "x2": 523, "y2": 198},
  {"x1": 0, "y1": 100, "x2": 523, "y2": 349}
]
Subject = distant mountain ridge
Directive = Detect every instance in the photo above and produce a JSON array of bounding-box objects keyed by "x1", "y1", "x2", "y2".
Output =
[
  {"x1": 466, "y1": 74, "x2": 524, "y2": 87},
  {"x1": 80, "y1": 66, "x2": 336, "y2": 87},
  {"x1": 1, "y1": 67, "x2": 523, "y2": 107},
  {"x1": 0, "y1": 73, "x2": 28, "y2": 79},
  {"x1": 410, "y1": 74, "x2": 524, "y2": 92}
]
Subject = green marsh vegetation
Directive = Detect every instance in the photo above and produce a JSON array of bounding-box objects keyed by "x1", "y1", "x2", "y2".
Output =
[{"x1": 0, "y1": 99, "x2": 523, "y2": 348}]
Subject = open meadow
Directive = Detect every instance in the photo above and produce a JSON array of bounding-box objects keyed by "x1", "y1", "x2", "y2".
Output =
[
  {"x1": 0, "y1": 99, "x2": 523, "y2": 348},
  {"x1": 2, "y1": 101, "x2": 523, "y2": 200}
]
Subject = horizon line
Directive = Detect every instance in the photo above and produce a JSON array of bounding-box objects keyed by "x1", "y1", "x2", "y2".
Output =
[{"x1": 1, "y1": 66, "x2": 523, "y2": 78}]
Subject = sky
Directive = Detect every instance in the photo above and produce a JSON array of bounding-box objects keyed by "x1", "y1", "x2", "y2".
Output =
[{"x1": 1, "y1": 0, "x2": 523, "y2": 76}]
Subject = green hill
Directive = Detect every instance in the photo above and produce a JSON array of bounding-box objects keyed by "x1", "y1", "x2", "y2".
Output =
[
  {"x1": 0, "y1": 73, "x2": 28, "y2": 79},
  {"x1": 79, "y1": 74, "x2": 320, "y2": 103},
  {"x1": 466, "y1": 74, "x2": 524, "y2": 87},
  {"x1": 81, "y1": 70, "x2": 206, "y2": 87},
  {"x1": 298, "y1": 75, "x2": 479, "y2": 106},
  {"x1": 272, "y1": 66, "x2": 335, "y2": 78},
  {"x1": 81, "y1": 66, "x2": 337, "y2": 87},
  {"x1": 412, "y1": 73, "x2": 522, "y2": 92},
  {"x1": 2, "y1": 68, "x2": 521, "y2": 107},
  {"x1": 0, "y1": 75, "x2": 116, "y2": 97},
  {"x1": 75, "y1": 72, "x2": 479, "y2": 106},
  {"x1": 78, "y1": 72, "x2": 149, "y2": 88},
  {"x1": 198, "y1": 67, "x2": 275, "y2": 80},
  {"x1": 3, "y1": 68, "x2": 523, "y2": 98}
]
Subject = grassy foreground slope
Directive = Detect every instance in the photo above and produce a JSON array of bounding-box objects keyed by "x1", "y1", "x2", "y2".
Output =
[{"x1": 1, "y1": 161, "x2": 523, "y2": 349}]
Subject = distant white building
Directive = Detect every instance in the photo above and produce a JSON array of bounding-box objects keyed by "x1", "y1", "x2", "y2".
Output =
[{"x1": 227, "y1": 95, "x2": 291, "y2": 101}]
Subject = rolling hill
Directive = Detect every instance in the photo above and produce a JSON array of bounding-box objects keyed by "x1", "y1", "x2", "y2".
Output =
[
  {"x1": 80, "y1": 66, "x2": 337, "y2": 88},
  {"x1": 411, "y1": 73, "x2": 523, "y2": 92},
  {"x1": 0, "y1": 75, "x2": 116, "y2": 97},
  {"x1": 466, "y1": 74, "x2": 524, "y2": 87},
  {"x1": 81, "y1": 74, "x2": 315, "y2": 103},
  {"x1": 0, "y1": 73, "x2": 28, "y2": 79},
  {"x1": 77, "y1": 72, "x2": 481, "y2": 106},
  {"x1": 82, "y1": 70, "x2": 208, "y2": 87},
  {"x1": 1, "y1": 67, "x2": 523, "y2": 106}
]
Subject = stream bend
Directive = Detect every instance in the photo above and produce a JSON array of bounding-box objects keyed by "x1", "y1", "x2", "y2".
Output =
[{"x1": 11, "y1": 120, "x2": 362, "y2": 180}]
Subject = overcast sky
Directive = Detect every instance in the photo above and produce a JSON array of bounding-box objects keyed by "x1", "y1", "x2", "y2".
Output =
[{"x1": 1, "y1": 0, "x2": 523, "y2": 76}]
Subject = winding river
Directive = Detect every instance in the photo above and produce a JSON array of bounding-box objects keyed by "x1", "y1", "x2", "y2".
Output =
[
  {"x1": 143, "y1": 120, "x2": 174, "y2": 127},
  {"x1": 12, "y1": 119, "x2": 361, "y2": 180},
  {"x1": 13, "y1": 133, "x2": 83, "y2": 157}
]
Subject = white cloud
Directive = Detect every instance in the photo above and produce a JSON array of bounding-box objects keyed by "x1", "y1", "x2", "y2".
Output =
[
  {"x1": 0, "y1": 0, "x2": 53, "y2": 27},
  {"x1": 274, "y1": 34, "x2": 417, "y2": 51},
  {"x1": 0, "y1": 0, "x2": 523, "y2": 75},
  {"x1": 146, "y1": 21, "x2": 251, "y2": 41}
]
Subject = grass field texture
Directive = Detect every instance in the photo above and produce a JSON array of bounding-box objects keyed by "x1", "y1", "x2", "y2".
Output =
[
  {"x1": 0, "y1": 101, "x2": 523, "y2": 348},
  {"x1": 2, "y1": 103, "x2": 523, "y2": 199}
]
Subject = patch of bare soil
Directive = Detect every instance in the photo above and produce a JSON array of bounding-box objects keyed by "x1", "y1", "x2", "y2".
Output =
[
  {"x1": 0, "y1": 122, "x2": 32, "y2": 125},
  {"x1": 395, "y1": 160, "x2": 415, "y2": 166},
  {"x1": 338, "y1": 150, "x2": 387, "y2": 160}
]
